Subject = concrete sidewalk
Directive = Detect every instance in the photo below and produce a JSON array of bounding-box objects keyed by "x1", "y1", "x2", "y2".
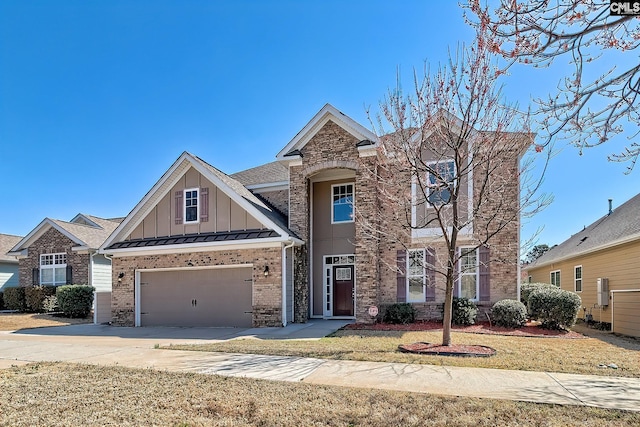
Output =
[{"x1": 1, "y1": 324, "x2": 639, "y2": 412}]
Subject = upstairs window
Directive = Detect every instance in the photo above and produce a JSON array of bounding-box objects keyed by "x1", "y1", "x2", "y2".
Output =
[
  {"x1": 551, "y1": 270, "x2": 561, "y2": 287},
  {"x1": 40, "y1": 253, "x2": 66, "y2": 286},
  {"x1": 332, "y1": 183, "x2": 354, "y2": 223},
  {"x1": 427, "y1": 160, "x2": 455, "y2": 206},
  {"x1": 184, "y1": 188, "x2": 199, "y2": 223}
]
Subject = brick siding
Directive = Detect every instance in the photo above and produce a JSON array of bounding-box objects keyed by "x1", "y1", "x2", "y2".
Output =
[
  {"x1": 111, "y1": 247, "x2": 283, "y2": 327},
  {"x1": 18, "y1": 227, "x2": 90, "y2": 288}
]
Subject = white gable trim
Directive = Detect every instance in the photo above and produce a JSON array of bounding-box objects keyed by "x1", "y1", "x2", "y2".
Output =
[
  {"x1": 276, "y1": 103, "x2": 378, "y2": 160},
  {"x1": 101, "y1": 152, "x2": 303, "y2": 251},
  {"x1": 8, "y1": 218, "x2": 86, "y2": 254}
]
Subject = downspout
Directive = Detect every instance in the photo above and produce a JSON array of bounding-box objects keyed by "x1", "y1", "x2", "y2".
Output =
[{"x1": 282, "y1": 240, "x2": 295, "y2": 327}]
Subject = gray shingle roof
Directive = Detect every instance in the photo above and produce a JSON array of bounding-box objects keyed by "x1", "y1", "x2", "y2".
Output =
[
  {"x1": 0, "y1": 234, "x2": 22, "y2": 263},
  {"x1": 530, "y1": 192, "x2": 640, "y2": 268},
  {"x1": 230, "y1": 161, "x2": 289, "y2": 186},
  {"x1": 52, "y1": 216, "x2": 122, "y2": 249}
]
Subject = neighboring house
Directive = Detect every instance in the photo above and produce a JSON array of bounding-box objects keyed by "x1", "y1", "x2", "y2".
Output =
[
  {"x1": 527, "y1": 193, "x2": 640, "y2": 338},
  {"x1": 0, "y1": 234, "x2": 22, "y2": 291},
  {"x1": 101, "y1": 103, "x2": 524, "y2": 327},
  {"x1": 7, "y1": 214, "x2": 122, "y2": 322}
]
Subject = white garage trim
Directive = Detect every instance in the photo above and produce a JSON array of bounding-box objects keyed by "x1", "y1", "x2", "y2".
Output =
[{"x1": 134, "y1": 264, "x2": 253, "y2": 327}]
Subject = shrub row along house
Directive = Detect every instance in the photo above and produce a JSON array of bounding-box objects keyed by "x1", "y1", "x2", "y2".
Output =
[
  {"x1": 527, "y1": 193, "x2": 640, "y2": 338},
  {"x1": 6, "y1": 104, "x2": 527, "y2": 327}
]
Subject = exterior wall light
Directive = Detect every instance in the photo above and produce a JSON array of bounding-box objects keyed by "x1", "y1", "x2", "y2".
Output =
[{"x1": 264, "y1": 266, "x2": 269, "y2": 277}]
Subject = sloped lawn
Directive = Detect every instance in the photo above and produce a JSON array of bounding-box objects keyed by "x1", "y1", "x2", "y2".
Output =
[{"x1": 1, "y1": 362, "x2": 638, "y2": 427}]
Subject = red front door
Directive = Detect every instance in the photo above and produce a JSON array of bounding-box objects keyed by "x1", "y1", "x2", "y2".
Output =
[{"x1": 333, "y1": 265, "x2": 354, "y2": 316}]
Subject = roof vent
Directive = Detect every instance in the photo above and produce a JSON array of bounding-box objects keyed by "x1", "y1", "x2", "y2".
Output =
[{"x1": 608, "y1": 198, "x2": 613, "y2": 215}]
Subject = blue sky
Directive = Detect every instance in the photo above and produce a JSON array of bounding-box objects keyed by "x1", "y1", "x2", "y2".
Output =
[{"x1": 1, "y1": 0, "x2": 638, "y2": 250}]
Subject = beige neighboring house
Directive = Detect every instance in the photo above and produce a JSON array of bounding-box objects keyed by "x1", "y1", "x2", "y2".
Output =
[
  {"x1": 7, "y1": 214, "x2": 122, "y2": 323},
  {"x1": 100, "y1": 103, "x2": 526, "y2": 328},
  {"x1": 0, "y1": 234, "x2": 22, "y2": 291},
  {"x1": 527, "y1": 193, "x2": 640, "y2": 338}
]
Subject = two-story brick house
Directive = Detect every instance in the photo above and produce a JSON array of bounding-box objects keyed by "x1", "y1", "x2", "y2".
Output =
[{"x1": 102, "y1": 104, "x2": 525, "y2": 327}]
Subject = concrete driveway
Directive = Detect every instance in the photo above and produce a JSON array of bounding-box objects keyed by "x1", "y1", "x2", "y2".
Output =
[{"x1": 2, "y1": 320, "x2": 640, "y2": 412}]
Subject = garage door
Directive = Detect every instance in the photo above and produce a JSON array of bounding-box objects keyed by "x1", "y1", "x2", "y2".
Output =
[
  {"x1": 612, "y1": 290, "x2": 640, "y2": 338},
  {"x1": 139, "y1": 267, "x2": 253, "y2": 327}
]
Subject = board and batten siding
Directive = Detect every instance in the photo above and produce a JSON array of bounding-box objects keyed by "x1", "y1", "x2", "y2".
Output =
[
  {"x1": 127, "y1": 167, "x2": 266, "y2": 240},
  {"x1": 528, "y1": 240, "x2": 640, "y2": 323},
  {"x1": 0, "y1": 263, "x2": 19, "y2": 291},
  {"x1": 91, "y1": 254, "x2": 113, "y2": 293}
]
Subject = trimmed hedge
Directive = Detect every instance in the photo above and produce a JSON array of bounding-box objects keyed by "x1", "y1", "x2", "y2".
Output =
[
  {"x1": 56, "y1": 285, "x2": 95, "y2": 318},
  {"x1": 25, "y1": 285, "x2": 57, "y2": 313},
  {"x1": 492, "y1": 299, "x2": 527, "y2": 328},
  {"x1": 520, "y1": 282, "x2": 555, "y2": 306},
  {"x1": 529, "y1": 287, "x2": 581, "y2": 330},
  {"x1": 452, "y1": 297, "x2": 477, "y2": 326},
  {"x1": 0, "y1": 291, "x2": 4, "y2": 310},
  {"x1": 3, "y1": 287, "x2": 26, "y2": 311},
  {"x1": 384, "y1": 303, "x2": 416, "y2": 324}
]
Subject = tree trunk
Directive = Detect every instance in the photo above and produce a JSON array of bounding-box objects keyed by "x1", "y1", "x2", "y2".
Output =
[{"x1": 442, "y1": 272, "x2": 454, "y2": 346}]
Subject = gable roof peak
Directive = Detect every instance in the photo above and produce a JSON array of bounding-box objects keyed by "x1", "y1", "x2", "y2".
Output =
[{"x1": 276, "y1": 103, "x2": 378, "y2": 160}]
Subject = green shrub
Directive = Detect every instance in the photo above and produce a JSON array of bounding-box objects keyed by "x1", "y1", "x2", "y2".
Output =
[
  {"x1": 520, "y1": 282, "x2": 555, "y2": 306},
  {"x1": 56, "y1": 285, "x2": 94, "y2": 318},
  {"x1": 0, "y1": 291, "x2": 4, "y2": 310},
  {"x1": 528, "y1": 287, "x2": 581, "y2": 330},
  {"x1": 492, "y1": 299, "x2": 527, "y2": 328},
  {"x1": 452, "y1": 297, "x2": 477, "y2": 326},
  {"x1": 42, "y1": 295, "x2": 59, "y2": 313},
  {"x1": 3, "y1": 287, "x2": 26, "y2": 311},
  {"x1": 383, "y1": 303, "x2": 416, "y2": 324},
  {"x1": 25, "y1": 285, "x2": 57, "y2": 313}
]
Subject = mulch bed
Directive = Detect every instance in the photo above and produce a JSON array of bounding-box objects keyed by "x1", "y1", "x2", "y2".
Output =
[
  {"x1": 343, "y1": 321, "x2": 586, "y2": 339},
  {"x1": 398, "y1": 342, "x2": 496, "y2": 357}
]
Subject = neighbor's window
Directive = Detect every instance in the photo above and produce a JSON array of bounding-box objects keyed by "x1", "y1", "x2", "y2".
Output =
[
  {"x1": 551, "y1": 270, "x2": 561, "y2": 287},
  {"x1": 184, "y1": 188, "x2": 199, "y2": 223},
  {"x1": 459, "y1": 247, "x2": 479, "y2": 300},
  {"x1": 331, "y1": 183, "x2": 354, "y2": 223},
  {"x1": 574, "y1": 266, "x2": 582, "y2": 292},
  {"x1": 427, "y1": 160, "x2": 455, "y2": 206},
  {"x1": 40, "y1": 253, "x2": 66, "y2": 286},
  {"x1": 407, "y1": 249, "x2": 426, "y2": 302}
]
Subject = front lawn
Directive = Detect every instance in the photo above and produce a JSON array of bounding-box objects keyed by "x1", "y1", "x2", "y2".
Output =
[
  {"x1": 171, "y1": 323, "x2": 640, "y2": 378},
  {"x1": 0, "y1": 362, "x2": 637, "y2": 427},
  {"x1": 0, "y1": 312, "x2": 91, "y2": 331}
]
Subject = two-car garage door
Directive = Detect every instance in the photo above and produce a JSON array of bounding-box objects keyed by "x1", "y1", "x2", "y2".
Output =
[{"x1": 139, "y1": 267, "x2": 253, "y2": 327}]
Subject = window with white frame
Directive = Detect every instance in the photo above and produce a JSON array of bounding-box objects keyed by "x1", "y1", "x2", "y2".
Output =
[
  {"x1": 184, "y1": 188, "x2": 199, "y2": 223},
  {"x1": 574, "y1": 266, "x2": 582, "y2": 292},
  {"x1": 459, "y1": 247, "x2": 479, "y2": 300},
  {"x1": 550, "y1": 270, "x2": 561, "y2": 287},
  {"x1": 40, "y1": 253, "x2": 67, "y2": 286},
  {"x1": 427, "y1": 160, "x2": 455, "y2": 206},
  {"x1": 407, "y1": 249, "x2": 426, "y2": 302},
  {"x1": 331, "y1": 183, "x2": 354, "y2": 223}
]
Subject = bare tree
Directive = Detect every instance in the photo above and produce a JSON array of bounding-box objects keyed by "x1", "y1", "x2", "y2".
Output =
[
  {"x1": 465, "y1": 0, "x2": 640, "y2": 172},
  {"x1": 362, "y1": 31, "x2": 550, "y2": 346}
]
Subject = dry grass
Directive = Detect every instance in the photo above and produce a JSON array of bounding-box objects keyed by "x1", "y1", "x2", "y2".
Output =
[
  {"x1": 0, "y1": 362, "x2": 637, "y2": 427},
  {"x1": 173, "y1": 324, "x2": 640, "y2": 378},
  {"x1": 0, "y1": 312, "x2": 91, "y2": 331}
]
